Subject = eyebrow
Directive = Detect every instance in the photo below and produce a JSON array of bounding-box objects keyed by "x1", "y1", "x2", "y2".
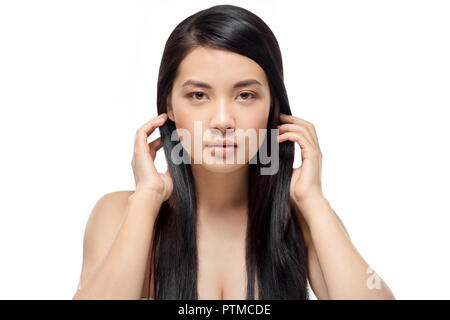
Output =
[{"x1": 181, "y1": 79, "x2": 263, "y2": 89}]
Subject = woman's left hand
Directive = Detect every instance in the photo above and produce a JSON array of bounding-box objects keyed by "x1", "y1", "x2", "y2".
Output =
[{"x1": 277, "y1": 113, "x2": 325, "y2": 209}]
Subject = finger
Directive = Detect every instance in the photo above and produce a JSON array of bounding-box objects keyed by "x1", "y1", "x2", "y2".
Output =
[
  {"x1": 141, "y1": 113, "x2": 168, "y2": 136},
  {"x1": 279, "y1": 113, "x2": 318, "y2": 145},
  {"x1": 134, "y1": 113, "x2": 167, "y2": 153},
  {"x1": 277, "y1": 123, "x2": 315, "y2": 148},
  {"x1": 148, "y1": 136, "x2": 163, "y2": 159},
  {"x1": 279, "y1": 113, "x2": 319, "y2": 146},
  {"x1": 277, "y1": 131, "x2": 316, "y2": 159}
]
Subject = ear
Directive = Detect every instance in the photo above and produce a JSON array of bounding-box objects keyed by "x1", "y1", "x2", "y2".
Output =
[{"x1": 166, "y1": 95, "x2": 175, "y2": 122}]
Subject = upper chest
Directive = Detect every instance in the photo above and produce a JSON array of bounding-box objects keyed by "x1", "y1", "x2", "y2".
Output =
[
  {"x1": 196, "y1": 224, "x2": 251, "y2": 299},
  {"x1": 142, "y1": 214, "x2": 259, "y2": 300}
]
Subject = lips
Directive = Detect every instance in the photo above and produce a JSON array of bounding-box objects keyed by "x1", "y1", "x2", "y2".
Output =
[{"x1": 206, "y1": 140, "x2": 237, "y2": 147}]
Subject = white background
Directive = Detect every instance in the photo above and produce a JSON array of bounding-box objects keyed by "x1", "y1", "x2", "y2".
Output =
[{"x1": 0, "y1": 0, "x2": 449, "y2": 299}]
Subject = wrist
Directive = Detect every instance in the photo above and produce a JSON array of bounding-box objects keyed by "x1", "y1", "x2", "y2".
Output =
[
  {"x1": 295, "y1": 195, "x2": 331, "y2": 226},
  {"x1": 129, "y1": 189, "x2": 165, "y2": 205}
]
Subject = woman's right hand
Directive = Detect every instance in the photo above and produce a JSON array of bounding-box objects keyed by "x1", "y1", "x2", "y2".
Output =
[{"x1": 131, "y1": 113, "x2": 173, "y2": 203}]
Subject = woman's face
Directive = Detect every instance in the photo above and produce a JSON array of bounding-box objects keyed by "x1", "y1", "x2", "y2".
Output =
[{"x1": 167, "y1": 46, "x2": 271, "y2": 173}]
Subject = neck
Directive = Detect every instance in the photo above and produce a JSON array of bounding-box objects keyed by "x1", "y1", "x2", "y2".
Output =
[{"x1": 191, "y1": 164, "x2": 249, "y2": 218}]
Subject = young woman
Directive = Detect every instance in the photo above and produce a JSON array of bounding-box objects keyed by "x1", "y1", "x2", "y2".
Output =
[{"x1": 73, "y1": 4, "x2": 395, "y2": 300}]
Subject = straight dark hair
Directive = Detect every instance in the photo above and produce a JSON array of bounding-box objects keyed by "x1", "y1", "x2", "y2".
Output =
[{"x1": 151, "y1": 4, "x2": 309, "y2": 299}]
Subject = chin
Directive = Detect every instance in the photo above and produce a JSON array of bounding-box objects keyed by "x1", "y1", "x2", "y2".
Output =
[{"x1": 200, "y1": 161, "x2": 248, "y2": 174}]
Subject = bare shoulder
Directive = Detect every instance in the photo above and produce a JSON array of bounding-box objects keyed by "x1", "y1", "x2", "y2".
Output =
[
  {"x1": 92, "y1": 190, "x2": 135, "y2": 214},
  {"x1": 76, "y1": 190, "x2": 135, "y2": 291},
  {"x1": 84, "y1": 190, "x2": 135, "y2": 235},
  {"x1": 83, "y1": 190, "x2": 136, "y2": 255}
]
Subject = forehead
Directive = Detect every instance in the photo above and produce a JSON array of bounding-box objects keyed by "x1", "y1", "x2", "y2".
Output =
[{"x1": 174, "y1": 46, "x2": 269, "y2": 88}]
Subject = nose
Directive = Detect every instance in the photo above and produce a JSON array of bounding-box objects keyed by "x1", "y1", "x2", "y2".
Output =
[{"x1": 209, "y1": 100, "x2": 235, "y2": 135}]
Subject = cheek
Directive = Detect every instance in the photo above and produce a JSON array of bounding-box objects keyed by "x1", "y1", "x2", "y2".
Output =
[
  {"x1": 238, "y1": 97, "x2": 270, "y2": 124},
  {"x1": 172, "y1": 109, "x2": 206, "y2": 158},
  {"x1": 171, "y1": 99, "x2": 196, "y2": 140},
  {"x1": 238, "y1": 107, "x2": 270, "y2": 145}
]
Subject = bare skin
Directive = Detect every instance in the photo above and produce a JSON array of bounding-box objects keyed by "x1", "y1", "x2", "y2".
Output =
[
  {"x1": 74, "y1": 189, "x2": 312, "y2": 300},
  {"x1": 73, "y1": 46, "x2": 395, "y2": 300}
]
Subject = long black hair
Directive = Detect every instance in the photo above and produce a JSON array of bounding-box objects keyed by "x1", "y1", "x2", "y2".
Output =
[{"x1": 151, "y1": 4, "x2": 309, "y2": 299}]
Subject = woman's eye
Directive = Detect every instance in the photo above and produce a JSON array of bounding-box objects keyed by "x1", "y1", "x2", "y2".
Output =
[
  {"x1": 187, "y1": 92, "x2": 255, "y2": 102},
  {"x1": 188, "y1": 92, "x2": 207, "y2": 101},
  {"x1": 238, "y1": 92, "x2": 255, "y2": 100}
]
